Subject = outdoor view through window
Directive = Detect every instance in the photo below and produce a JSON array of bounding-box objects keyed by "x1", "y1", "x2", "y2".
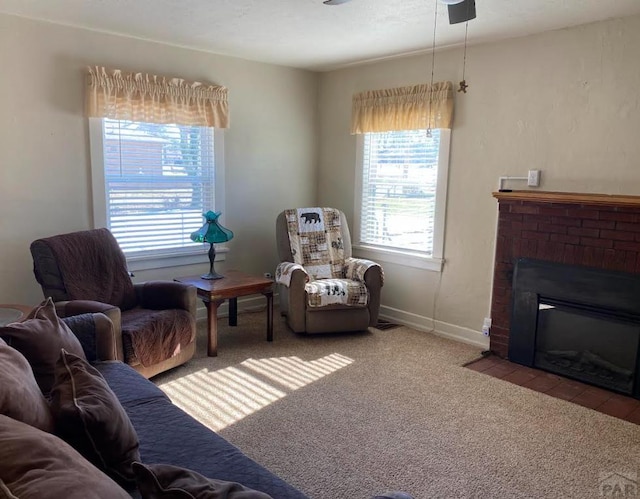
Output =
[
  {"x1": 360, "y1": 128, "x2": 441, "y2": 256},
  {"x1": 101, "y1": 119, "x2": 215, "y2": 257}
]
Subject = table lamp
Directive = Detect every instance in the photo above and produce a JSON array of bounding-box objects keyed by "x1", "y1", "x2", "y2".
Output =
[{"x1": 190, "y1": 211, "x2": 234, "y2": 280}]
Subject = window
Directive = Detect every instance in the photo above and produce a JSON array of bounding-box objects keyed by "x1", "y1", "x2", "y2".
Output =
[
  {"x1": 355, "y1": 128, "x2": 450, "y2": 271},
  {"x1": 85, "y1": 67, "x2": 229, "y2": 270},
  {"x1": 90, "y1": 118, "x2": 225, "y2": 269}
]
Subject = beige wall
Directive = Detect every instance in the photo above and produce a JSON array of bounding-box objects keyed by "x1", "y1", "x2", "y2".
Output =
[
  {"x1": 317, "y1": 15, "x2": 640, "y2": 343},
  {"x1": 0, "y1": 14, "x2": 318, "y2": 305},
  {"x1": 3, "y1": 12, "x2": 640, "y2": 345}
]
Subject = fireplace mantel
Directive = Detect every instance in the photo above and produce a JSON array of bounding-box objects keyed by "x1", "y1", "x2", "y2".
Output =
[{"x1": 493, "y1": 190, "x2": 640, "y2": 208}]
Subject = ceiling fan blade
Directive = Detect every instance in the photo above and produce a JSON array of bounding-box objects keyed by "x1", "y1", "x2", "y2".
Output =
[
  {"x1": 323, "y1": 0, "x2": 351, "y2": 5},
  {"x1": 448, "y1": 0, "x2": 476, "y2": 24}
]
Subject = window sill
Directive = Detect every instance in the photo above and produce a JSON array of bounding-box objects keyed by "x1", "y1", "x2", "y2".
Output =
[
  {"x1": 353, "y1": 245, "x2": 444, "y2": 272},
  {"x1": 126, "y1": 246, "x2": 229, "y2": 272}
]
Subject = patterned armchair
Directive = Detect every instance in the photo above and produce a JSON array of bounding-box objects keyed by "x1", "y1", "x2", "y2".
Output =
[{"x1": 275, "y1": 207, "x2": 384, "y2": 334}]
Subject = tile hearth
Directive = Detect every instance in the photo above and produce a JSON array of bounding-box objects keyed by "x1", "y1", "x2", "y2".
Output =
[{"x1": 466, "y1": 355, "x2": 640, "y2": 425}]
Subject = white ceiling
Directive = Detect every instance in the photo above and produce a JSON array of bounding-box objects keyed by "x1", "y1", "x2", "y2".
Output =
[{"x1": 2, "y1": 0, "x2": 640, "y2": 71}]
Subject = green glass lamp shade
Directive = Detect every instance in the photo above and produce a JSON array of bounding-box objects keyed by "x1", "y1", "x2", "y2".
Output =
[{"x1": 190, "y1": 211, "x2": 233, "y2": 280}]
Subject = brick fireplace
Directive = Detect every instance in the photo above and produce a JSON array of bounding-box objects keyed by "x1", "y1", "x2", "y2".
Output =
[{"x1": 490, "y1": 190, "x2": 640, "y2": 359}]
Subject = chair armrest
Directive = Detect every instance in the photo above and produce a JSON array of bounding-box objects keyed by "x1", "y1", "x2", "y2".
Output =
[
  {"x1": 134, "y1": 281, "x2": 197, "y2": 316},
  {"x1": 54, "y1": 299, "x2": 119, "y2": 317},
  {"x1": 364, "y1": 265, "x2": 384, "y2": 327},
  {"x1": 55, "y1": 300, "x2": 121, "y2": 330},
  {"x1": 344, "y1": 257, "x2": 384, "y2": 286},
  {"x1": 54, "y1": 300, "x2": 123, "y2": 357},
  {"x1": 281, "y1": 268, "x2": 309, "y2": 333},
  {"x1": 61, "y1": 312, "x2": 121, "y2": 362},
  {"x1": 364, "y1": 264, "x2": 384, "y2": 289},
  {"x1": 343, "y1": 258, "x2": 384, "y2": 327},
  {"x1": 276, "y1": 262, "x2": 309, "y2": 288}
]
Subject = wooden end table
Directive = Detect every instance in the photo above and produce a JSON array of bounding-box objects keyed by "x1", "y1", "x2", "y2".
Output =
[{"x1": 175, "y1": 270, "x2": 274, "y2": 357}]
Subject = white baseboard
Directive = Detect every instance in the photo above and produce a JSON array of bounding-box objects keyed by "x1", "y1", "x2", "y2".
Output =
[
  {"x1": 379, "y1": 305, "x2": 490, "y2": 350},
  {"x1": 196, "y1": 298, "x2": 489, "y2": 351}
]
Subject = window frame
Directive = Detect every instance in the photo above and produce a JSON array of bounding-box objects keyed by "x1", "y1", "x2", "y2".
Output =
[
  {"x1": 353, "y1": 128, "x2": 451, "y2": 272},
  {"x1": 88, "y1": 117, "x2": 227, "y2": 271}
]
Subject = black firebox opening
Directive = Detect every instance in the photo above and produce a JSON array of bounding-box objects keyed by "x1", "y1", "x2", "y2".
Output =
[
  {"x1": 535, "y1": 299, "x2": 640, "y2": 394},
  {"x1": 509, "y1": 258, "x2": 640, "y2": 399}
]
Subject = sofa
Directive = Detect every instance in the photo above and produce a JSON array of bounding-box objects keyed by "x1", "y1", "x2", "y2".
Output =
[
  {"x1": 0, "y1": 300, "x2": 308, "y2": 498},
  {"x1": 96, "y1": 360, "x2": 308, "y2": 498}
]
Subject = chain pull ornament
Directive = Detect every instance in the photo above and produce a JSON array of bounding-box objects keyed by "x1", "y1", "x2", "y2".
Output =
[{"x1": 458, "y1": 21, "x2": 469, "y2": 93}]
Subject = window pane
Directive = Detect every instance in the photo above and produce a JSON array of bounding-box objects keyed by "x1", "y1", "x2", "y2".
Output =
[
  {"x1": 102, "y1": 119, "x2": 214, "y2": 256},
  {"x1": 360, "y1": 129, "x2": 440, "y2": 255}
]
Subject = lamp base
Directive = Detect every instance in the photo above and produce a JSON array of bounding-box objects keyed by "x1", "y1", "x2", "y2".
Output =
[
  {"x1": 200, "y1": 271, "x2": 225, "y2": 280},
  {"x1": 201, "y1": 242, "x2": 225, "y2": 280}
]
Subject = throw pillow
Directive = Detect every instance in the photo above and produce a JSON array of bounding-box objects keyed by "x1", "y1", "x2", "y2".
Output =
[
  {"x1": 50, "y1": 349, "x2": 140, "y2": 486},
  {"x1": 0, "y1": 414, "x2": 130, "y2": 499},
  {"x1": 0, "y1": 297, "x2": 86, "y2": 394},
  {"x1": 0, "y1": 338, "x2": 53, "y2": 432},
  {"x1": 132, "y1": 462, "x2": 274, "y2": 499}
]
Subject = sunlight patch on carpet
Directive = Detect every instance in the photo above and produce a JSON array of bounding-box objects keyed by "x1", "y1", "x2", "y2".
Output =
[
  {"x1": 242, "y1": 353, "x2": 353, "y2": 390},
  {"x1": 157, "y1": 354, "x2": 353, "y2": 432}
]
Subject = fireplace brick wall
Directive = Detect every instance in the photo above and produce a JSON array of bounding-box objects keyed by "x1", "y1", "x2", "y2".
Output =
[{"x1": 490, "y1": 191, "x2": 640, "y2": 358}]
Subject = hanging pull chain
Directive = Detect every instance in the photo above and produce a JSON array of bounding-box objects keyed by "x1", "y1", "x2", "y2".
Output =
[{"x1": 458, "y1": 21, "x2": 469, "y2": 93}]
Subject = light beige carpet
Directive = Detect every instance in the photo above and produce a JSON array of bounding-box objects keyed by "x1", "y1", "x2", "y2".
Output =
[{"x1": 152, "y1": 311, "x2": 640, "y2": 499}]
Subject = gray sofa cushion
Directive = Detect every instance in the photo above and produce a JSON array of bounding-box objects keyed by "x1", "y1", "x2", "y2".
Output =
[{"x1": 94, "y1": 362, "x2": 308, "y2": 499}]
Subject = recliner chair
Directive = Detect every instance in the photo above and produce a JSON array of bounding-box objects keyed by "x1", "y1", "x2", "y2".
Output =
[
  {"x1": 275, "y1": 207, "x2": 383, "y2": 334},
  {"x1": 30, "y1": 228, "x2": 197, "y2": 378}
]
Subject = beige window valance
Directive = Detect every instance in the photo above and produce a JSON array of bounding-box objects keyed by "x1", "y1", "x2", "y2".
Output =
[
  {"x1": 351, "y1": 81, "x2": 453, "y2": 134},
  {"x1": 86, "y1": 66, "x2": 229, "y2": 128}
]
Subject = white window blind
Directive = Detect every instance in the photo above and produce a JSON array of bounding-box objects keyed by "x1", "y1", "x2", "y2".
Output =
[
  {"x1": 360, "y1": 129, "x2": 441, "y2": 255},
  {"x1": 101, "y1": 119, "x2": 215, "y2": 257}
]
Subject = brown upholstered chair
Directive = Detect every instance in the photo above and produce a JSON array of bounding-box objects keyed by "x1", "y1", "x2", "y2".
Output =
[
  {"x1": 275, "y1": 207, "x2": 383, "y2": 334},
  {"x1": 30, "y1": 228, "x2": 197, "y2": 378}
]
